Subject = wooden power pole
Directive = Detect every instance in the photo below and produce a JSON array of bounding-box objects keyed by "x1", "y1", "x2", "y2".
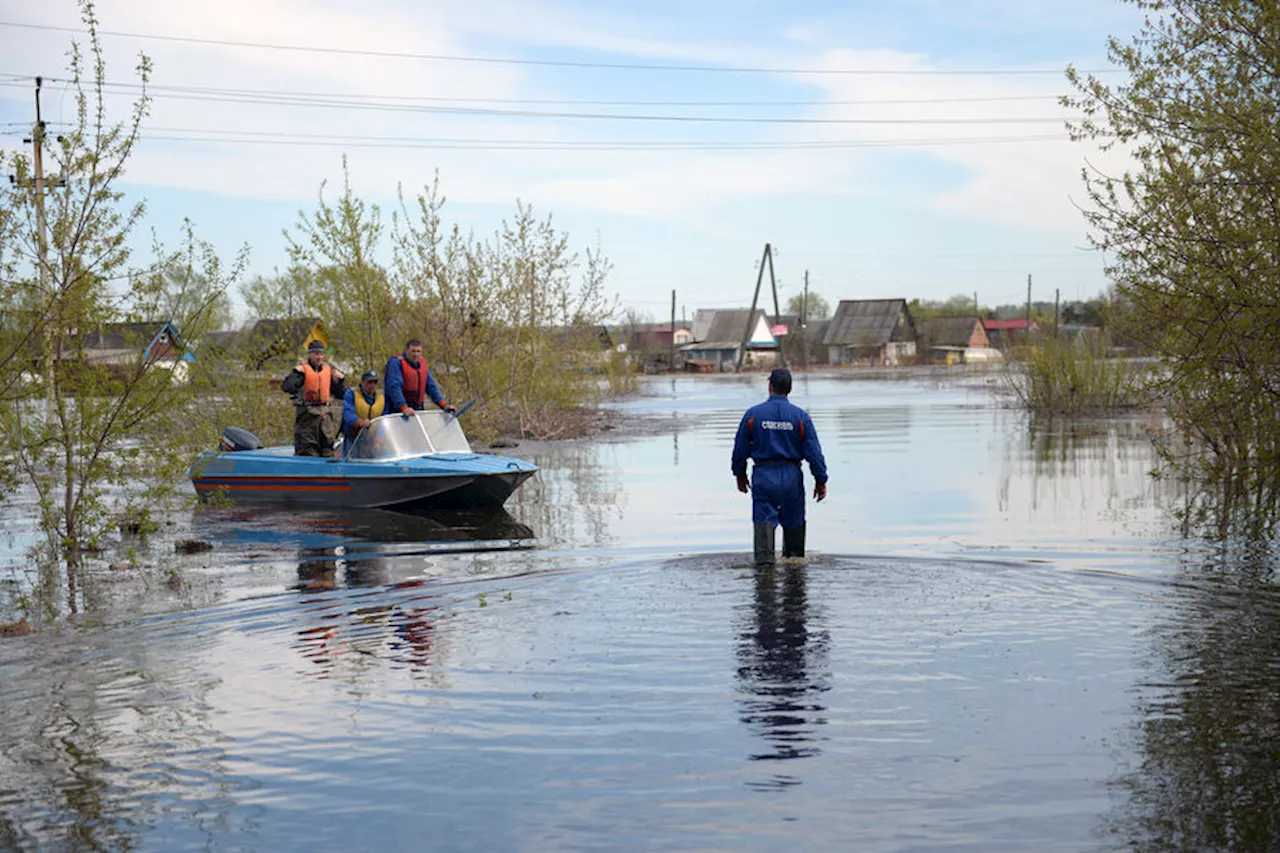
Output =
[
  {"x1": 1025, "y1": 274, "x2": 1032, "y2": 343},
  {"x1": 669, "y1": 288, "x2": 676, "y2": 371},
  {"x1": 802, "y1": 270, "x2": 810, "y2": 369},
  {"x1": 737, "y1": 243, "x2": 787, "y2": 372}
]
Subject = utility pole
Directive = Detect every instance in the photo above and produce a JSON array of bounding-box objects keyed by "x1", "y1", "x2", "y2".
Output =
[
  {"x1": 669, "y1": 288, "x2": 676, "y2": 372},
  {"x1": 737, "y1": 243, "x2": 771, "y2": 373},
  {"x1": 802, "y1": 270, "x2": 810, "y2": 369},
  {"x1": 1025, "y1": 273, "x2": 1032, "y2": 344},
  {"x1": 974, "y1": 291, "x2": 979, "y2": 317},
  {"x1": 1054, "y1": 288, "x2": 1060, "y2": 337},
  {"x1": 769, "y1": 248, "x2": 786, "y2": 370},
  {"x1": 30, "y1": 77, "x2": 55, "y2": 412}
]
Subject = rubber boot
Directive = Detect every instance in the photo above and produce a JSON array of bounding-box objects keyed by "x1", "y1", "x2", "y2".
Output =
[
  {"x1": 753, "y1": 523, "x2": 777, "y2": 567},
  {"x1": 782, "y1": 524, "x2": 806, "y2": 558}
]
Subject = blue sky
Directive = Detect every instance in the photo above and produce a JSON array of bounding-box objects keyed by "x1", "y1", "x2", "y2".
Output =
[{"x1": 0, "y1": 0, "x2": 1142, "y2": 325}]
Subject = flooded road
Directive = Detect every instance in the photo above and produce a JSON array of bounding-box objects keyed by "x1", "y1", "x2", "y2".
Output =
[{"x1": 1, "y1": 372, "x2": 1277, "y2": 851}]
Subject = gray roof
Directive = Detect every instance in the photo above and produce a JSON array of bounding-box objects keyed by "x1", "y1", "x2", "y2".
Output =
[
  {"x1": 823, "y1": 299, "x2": 915, "y2": 346},
  {"x1": 81, "y1": 321, "x2": 169, "y2": 350},
  {"x1": 687, "y1": 309, "x2": 774, "y2": 349},
  {"x1": 919, "y1": 316, "x2": 983, "y2": 348}
]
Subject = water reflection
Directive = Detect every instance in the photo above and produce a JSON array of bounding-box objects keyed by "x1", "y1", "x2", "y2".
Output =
[
  {"x1": 291, "y1": 571, "x2": 445, "y2": 681},
  {"x1": 206, "y1": 506, "x2": 535, "y2": 561},
  {"x1": 735, "y1": 563, "x2": 830, "y2": 790},
  {"x1": 1108, "y1": 548, "x2": 1280, "y2": 851}
]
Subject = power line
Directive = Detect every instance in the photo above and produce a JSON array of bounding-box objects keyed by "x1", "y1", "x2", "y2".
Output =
[
  {"x1": 0, "y1": 79, "x2": 1073, "y2": 124},
  {"x1": 1, "y1": 74, "x2": 1065, "y2": 108},
  {"x1": 0, "y1": 20, "x2": 1112, "y2": 76},
  {"x1": 127, "y1": 129, "x2": 1066, "y2": 151}
]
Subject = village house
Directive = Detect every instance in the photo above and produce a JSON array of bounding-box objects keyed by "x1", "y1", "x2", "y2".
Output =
[
  {"x1": 982, "y1": 318, "x2": 1040, "y2": 350},
  {"x1": 79, "y1": 320, "x2": 196, "y2": 381},
  {"x1": 823, "y1": 299, "x2": 917, "y2": 366},
  {"x1": 681, "y1": 308, "x2": 778, "y2": 371},
  {"x1": 240, "y1": 317, "x2": 330, "y2": 370},
  {"x1": 621, "y1": 323, "x2": 693, "y2": 372},
  {"x1": 917, "y1": 316, "x2": 1002, "y2": 364}
]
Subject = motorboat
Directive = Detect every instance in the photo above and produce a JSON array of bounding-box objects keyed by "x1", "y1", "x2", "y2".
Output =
[{"x1": 190, "y1": 409, "x2": 538, "y2": 510}]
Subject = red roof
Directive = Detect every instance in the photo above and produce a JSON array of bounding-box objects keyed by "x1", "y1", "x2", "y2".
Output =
[{"x1": 982, "y1": 318, "x2": 1033, "y2": 331}]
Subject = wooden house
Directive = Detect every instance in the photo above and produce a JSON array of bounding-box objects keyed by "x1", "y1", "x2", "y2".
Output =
[
  {"x1": 681, "y1": 309, "x2": 778, "y2": 371},
  {"x1": 823, "y1": 299, "x2": 917, "y2": 366}
]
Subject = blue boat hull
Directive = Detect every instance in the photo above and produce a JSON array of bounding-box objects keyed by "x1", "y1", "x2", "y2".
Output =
[{"x1": 190, "y1": 449, "x2": 538, "y2": 510}]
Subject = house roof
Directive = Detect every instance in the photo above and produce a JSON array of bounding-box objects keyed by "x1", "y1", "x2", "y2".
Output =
[
  {"x1": 82, "y1": 320, "x2": 173, "y2": 351},
  {"x1": 823, "y1": 299, "x2": 914, "y2": 346},
  {"x1": 983, "y1": 318, "x2": 1035, "y2": 331},
  {"x1": 246, "y1": 317, "x2": 324, "y2": 347},
  {"x1": 81, "y1": 320, "x2": 193, "y2": 360},
  {"x1": 920, "y1": 316, "x2": 983, "y2": 347},
  {"x1": 203, "y1": 330, "x2": 242, "y2": 350},
  {"x1": 687, "y1": 309, "x2": 775, "y2": 349}
]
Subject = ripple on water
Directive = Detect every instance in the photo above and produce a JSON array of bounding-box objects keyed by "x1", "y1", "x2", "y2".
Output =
[{"x1": 0, "y1": 550, "x2": 1181, "y2": 851}]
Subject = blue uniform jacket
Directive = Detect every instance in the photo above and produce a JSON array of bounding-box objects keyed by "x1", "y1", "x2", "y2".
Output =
[
  {"x1": 731, "y1": 394, "x2": 828, "y2": 483},
  {"x1": 384, "y1": 355, "x2": 445, "y2": 412},
  {"x1": 341, "y1": 388, "x2": 384, "y2": 440}
]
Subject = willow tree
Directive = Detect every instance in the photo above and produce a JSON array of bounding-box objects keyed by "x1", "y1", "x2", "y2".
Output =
[
  {"x1": 1066, "y1": 0, "x2": 1280, "y2": 531},
  {"x1": 0, "y1": 2, "x2": 243, "y2": 614}
]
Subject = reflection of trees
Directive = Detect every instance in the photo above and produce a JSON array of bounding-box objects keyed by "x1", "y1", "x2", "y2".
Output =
[
  {"x1": 0, "y1": 642, "x2": 230, "y2": 850},
  {"x1": 996, "y1": 416, "x2": 1175, "y2": 518},
  {"x1": 735, "y1": 564, "x2": 830, "y2": 789},
  {"x1": 507, "y1": 442, "x2": 621, "y2": 549},
  {"x1": 1107, "y1": 549, "x2": 1280, "y2": 851}
]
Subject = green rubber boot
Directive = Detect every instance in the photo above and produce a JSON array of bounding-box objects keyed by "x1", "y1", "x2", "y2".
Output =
[
  {"x1": 753, "y1": 523, "x2": 777, "y2": 567},
  {"x1": 782, "y1": 524, "x2": 806, "y2": 558}
]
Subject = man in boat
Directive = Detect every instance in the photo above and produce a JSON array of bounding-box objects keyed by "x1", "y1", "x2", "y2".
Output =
[
  {"x1": 280, "y1": 339, "x2": 347, "y2": 457},
  {"x1": 384, "y1": 338, "x2": 457, "y2": 418},
  {"x1": 341, "y1": 370, "x2": 384, "y2": 445},
  {"x1": 731, "y1": 367, "x2": 828, "y2": 566}
]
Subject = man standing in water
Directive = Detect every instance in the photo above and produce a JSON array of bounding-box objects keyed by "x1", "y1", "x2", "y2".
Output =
[{"x1": 732, "y1": 368, "x2": 828, "y2": 566}]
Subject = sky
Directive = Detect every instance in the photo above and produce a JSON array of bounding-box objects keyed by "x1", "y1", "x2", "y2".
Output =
[{"x1": 0, "y1": 0, "x2": 1144, "y2": 326}]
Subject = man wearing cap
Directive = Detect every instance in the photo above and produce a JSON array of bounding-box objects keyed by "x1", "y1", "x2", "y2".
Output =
[
  {"x1": 280, "y1": 340, "x2": 346, "y2": 457},
  {"x1": 384, "y1": 338, "x2": 456, "y2": 418},
  {"x1": 731, "y1": 367, "x2": 828, "y2": 566},
  {"x1": 342, "y1": 370, "x2": 385, "y2": 445}
]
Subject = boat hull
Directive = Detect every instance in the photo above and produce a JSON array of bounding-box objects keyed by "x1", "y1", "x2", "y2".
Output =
[{"x1": 191, "y1": 451, "x2": 538, "y2": 510}]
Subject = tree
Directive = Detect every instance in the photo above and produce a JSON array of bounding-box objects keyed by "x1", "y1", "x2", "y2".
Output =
[
  {"x1": 786, "y1": 292, "x2": 830, "y2": 323},
  {"x1": 0, "y1": 2, "x2": 243, "y2": 615},
  {"x1": 286, "y1": 157, "x2": 393, "y2": 370},
  {"x1": 239, "y1": 265, "x2": 317, "y2": 324},
  {"x1": 150, "y1": 220, "x2": 236, "y2": 331},
  {"x1": 1066, "y1": 0, "x2": 1280, "y2": 530},
  {"x1": 390, "y1": 176, "x2": 618, "y2": 435}
]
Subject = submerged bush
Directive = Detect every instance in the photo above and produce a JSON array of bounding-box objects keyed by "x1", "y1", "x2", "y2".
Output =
[{"x1": 1006, "y1": 334, "x2": 1150, "y2": 417}]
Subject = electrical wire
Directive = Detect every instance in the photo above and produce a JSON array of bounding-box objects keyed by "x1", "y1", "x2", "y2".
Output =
[
  {"x1": 127, "y1": 129, "x2": 1066, "y2": 151},
  {"x1": 3, "y1": 74, "x2": 1066, "y2": 108},
  {"x1": 0, "y1": 20, "x2": 1113, "y2": 76},
  {"x1": 0, "y1": 80, "x2": 1075, "y2": 125}
]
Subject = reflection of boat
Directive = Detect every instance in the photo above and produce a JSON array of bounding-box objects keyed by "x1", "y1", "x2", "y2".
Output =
[{"x1": 189, "y1": 410, "x2": 538, "y2": 510}]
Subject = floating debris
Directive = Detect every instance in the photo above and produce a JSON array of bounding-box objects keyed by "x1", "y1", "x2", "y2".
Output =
[{"x1": 174, "y1": 539, "x2": 213, "y2": 554}]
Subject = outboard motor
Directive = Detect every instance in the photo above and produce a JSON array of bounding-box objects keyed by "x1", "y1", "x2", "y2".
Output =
[{"x1": 219, "y1": 426, "x2": 263, "y2": 452}]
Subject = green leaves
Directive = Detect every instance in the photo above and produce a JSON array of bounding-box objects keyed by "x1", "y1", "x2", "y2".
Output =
[{"x1": 1069, "y1": 0, "x2": 1280, "y2": 535}]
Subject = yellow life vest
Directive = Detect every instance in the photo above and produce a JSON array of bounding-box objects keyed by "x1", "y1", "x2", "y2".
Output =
[{"x1": 354, "y1": 391, "x2": 385, "y2": 420}]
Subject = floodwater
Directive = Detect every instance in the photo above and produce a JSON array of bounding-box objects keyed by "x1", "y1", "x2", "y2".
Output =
[{"x1": 1, "y1": 372, "x2": 1278, "y2": 852}]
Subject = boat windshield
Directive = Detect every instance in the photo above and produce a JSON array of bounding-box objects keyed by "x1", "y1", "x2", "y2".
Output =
[{"x1": 345, "y1": 409, "x2": 472, "y2": 461}]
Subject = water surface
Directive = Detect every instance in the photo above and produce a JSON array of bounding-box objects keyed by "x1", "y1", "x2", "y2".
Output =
[{"x1": 1, "y1": 372, "x2": 1276, "y2": 852}]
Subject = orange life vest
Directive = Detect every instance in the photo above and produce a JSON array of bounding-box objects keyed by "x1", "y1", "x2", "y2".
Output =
[
  {"x1": 303, "y1": 363, "x2": 332, "y2": 404},
  {"x1": 399, "y1": 355, "x2": 428, "y2": 406}
]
